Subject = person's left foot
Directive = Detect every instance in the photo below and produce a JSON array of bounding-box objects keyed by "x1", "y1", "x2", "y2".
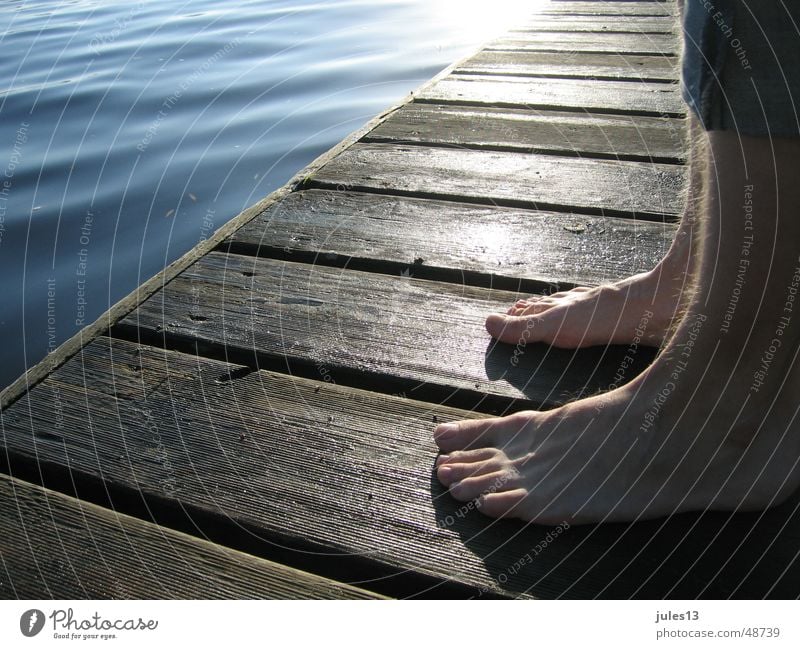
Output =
[
  {"x1": 487, "y1": 268, "x2": 680, "y2": 349},
  {"x1": 485, "y1": 215, "x2": 695, "y2": 349}
]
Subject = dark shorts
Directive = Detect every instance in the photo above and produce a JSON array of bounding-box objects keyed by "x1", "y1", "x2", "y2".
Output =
[{"x1": 681, "y1": 0, "x2": 800, "y2": 136}]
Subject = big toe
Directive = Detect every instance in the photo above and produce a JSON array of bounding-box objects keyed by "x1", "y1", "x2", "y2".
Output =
[
  {"x1": 485, "y1": 313, "x2": 543, "y2": 344},
  {"x1": 434, "y1": 418, "x2": 504, "y2": 453}
]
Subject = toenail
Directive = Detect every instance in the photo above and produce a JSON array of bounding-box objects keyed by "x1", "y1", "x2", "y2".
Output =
[
  {"x1": 436, "y1": 454, "x2": 450, "y2": 466},
  {"x1": 438, "y1": 465, "x2": 452, "y2": 480},
  {"x1": 434, "y1": 423, "x2": 458, "y2": 437}
]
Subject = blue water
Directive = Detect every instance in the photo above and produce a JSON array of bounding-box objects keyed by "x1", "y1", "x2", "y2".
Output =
[{"x1": 0, "y1": 0, "x2": 531, "y2": 389}]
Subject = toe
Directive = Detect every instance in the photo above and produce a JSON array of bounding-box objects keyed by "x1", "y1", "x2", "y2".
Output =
[
  {"x1": 433, "y1": 419, "x2": 496, "y2": 452},
  {"x1": 485, "y1": 313, "x2": 551, "y2": 345},
  {"x1": 507, "y1": 298, "x2": 537, "y2": 315},
  {"x1": 436, "y1": 448, "x2": 497, "y2": 466},
  {"x1": 437, "y1": 457, "x2": 505, "y2": 486},
  {"x1": 450, "y1": 470, "x2": 520, "y2": 501},
  {"x1": 476, "y1": 488, "x2": 529, "y2": 519},
  {"x1": 434, "y1": 417, "x2": 525, "y2": 453},
  {"x1": 485, "y1": 314, "x2": 526, "y2": 343}
]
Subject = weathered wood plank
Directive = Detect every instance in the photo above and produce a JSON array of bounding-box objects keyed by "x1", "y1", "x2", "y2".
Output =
[
  {"x1": 0, "y1": 338, "x2": 579, "y2": 598},
  {"x1": 538, "y1": 2, "x2": 676, "y2": 17},
  {"x1": 227, "y1": 190, "x2": 676, "y2": 289},
  {"x1": 366, "y1": 104, "x2": 686, "y2": 162},
  {"x1": 0, "y1": 474, "x2": 382, "y2": 599},
  {"x1": 456, "y1": 50, "x2": 679, "y2": 83},
  {"x1": 488, "y1": 33, "x2": 677, "y2": 55},
  {"x1": 2, "y1": 338, "x2": 798, "y2": 598},
  {"x1": 417, "y1": 74, "x2": 683, "y2": 117},
  {"x1": 309, "y1": 143, "x2": 686, "y2": 221},
  {"x1": 518, "y1": 16, "x2": 677, "y2": 33},
  {"x1": 118, "y1": 252, "x2": 658, "y2": 408}
]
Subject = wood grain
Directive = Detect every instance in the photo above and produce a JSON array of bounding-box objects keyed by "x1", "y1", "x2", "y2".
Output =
[
  {"x1": 309, "y1": 143, "x2": 686, "y2": 221},
  {"x1": 0, "y1": 338, "x2": 580, "y2": 598},
  {"x1": 227, "y1": 189, "x2": 676, "y2": 288},
  {"x1": 456, "y1": 50, "x2": 679, "y2": 83},
  {"x1": 0, "y1": 474, "x2": 382, "y2": 599},
  {"x1": 537, "y1": 2, "x2": 676, "y2": 17},
  {"x1": 488, "y1": 33, "x2": 678, "y2": 56},
  {"x1": 366, "y1": 104, "x2": 686, "y2": 162},
  {"x1": 416, "y1": 74, "x2": 683, "y2": 117},
  {"x1": 518, "y1": 16, "x2": 677, "y2": 34},
  {"x1": 117, "y1": 251, "x2": 659, "y2": 409},
  {"x1": 2, "y1": 337, "x2": 797, "y2": 599}
]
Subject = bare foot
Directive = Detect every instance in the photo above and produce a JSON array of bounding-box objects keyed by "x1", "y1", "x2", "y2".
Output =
[
  {"x1": 489, "y1": 266, "x2": 685, "y2": 348},
  {"x1": 436, "y1": 311, "x2": 800, "y2": 524},
  {"x1": 435, "y1": 128, "x2": 800, "y2": 524},
  {"x1": 487, "y1": 146, "x2": 701, "y2": 349}
]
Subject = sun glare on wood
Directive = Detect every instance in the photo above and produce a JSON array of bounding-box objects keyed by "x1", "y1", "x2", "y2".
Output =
[{"x1": 429, "y1": 0, "x2": 549, "y2": 45}]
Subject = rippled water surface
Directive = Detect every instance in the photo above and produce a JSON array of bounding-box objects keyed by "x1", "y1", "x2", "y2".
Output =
[{"x1": 0, "y1": 0, "x2": 532, "y2": 388}]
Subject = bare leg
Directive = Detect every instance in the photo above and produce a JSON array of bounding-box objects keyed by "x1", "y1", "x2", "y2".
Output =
[{"x1": 435, "y1": 128, "x2": 800, "y2": 524}]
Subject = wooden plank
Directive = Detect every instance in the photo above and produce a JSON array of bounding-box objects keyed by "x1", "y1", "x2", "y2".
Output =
[
  {"x1": 118, "y1": 252, "x2": 659, "y2": 408},
  {"x1": 366, "y1": 104, "x2": 686, "y2": 162},
  {"x1": 309, "y1": 143, "x2": 686, "y2": 221},
  {"x1": 416, "y1": 74, "x2": 683, "y2": 117},
  {"x1": 0, "y1": 338, "x2": 580, "y2": 598},
  {"x1": 538, "y1": 2, "x2": 676, "y2": 17},
  {"x1": 227, "y1": 190, "x2": 676, "y2": 288},
  {"x1": 517, "y1": 16, "x2": 677, "y2": 33},
  {"x1": 488, "y1": 33, "x2": 677, "y2": 55},
  {"x1": 0, "y1": 474, "x2": 382, "y2": 599},
  {"x1": 2, "y1": 338, "x2": 798, "y2": 598},
  {"x1": 456, "y1": 50, "x2": 679, "y2": 83}
]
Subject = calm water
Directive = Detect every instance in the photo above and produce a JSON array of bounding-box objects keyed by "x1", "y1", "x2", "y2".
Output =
[{"x1": 0, "y1": 0, "x2": 531, "y2": 389}]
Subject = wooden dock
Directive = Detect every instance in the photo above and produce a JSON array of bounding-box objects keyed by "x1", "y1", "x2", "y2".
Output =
[{"x1": 2, "y1": 0, "x2": 799, "y2": 599}]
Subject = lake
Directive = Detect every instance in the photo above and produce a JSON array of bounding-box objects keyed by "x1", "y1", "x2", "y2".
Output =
[{"x1": 0, "y1": 0, "x2": 532, "y2": 388}]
